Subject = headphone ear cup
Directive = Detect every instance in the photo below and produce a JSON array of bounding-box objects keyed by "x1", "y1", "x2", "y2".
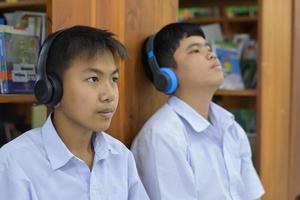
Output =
[
  {"x1": 47, "y1": 74, "x2": 63, "y2": 107},
  {"x1": 160, "y1": 67, "x2": 179, "y2": 94},
  {"x1": 34, "y1": 78, "x2": 53, "y2": 105}
]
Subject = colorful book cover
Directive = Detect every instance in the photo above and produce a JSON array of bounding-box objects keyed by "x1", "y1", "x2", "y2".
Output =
[
  {"x1": 0, "y1": 25, "x2": 39, "y2": 94},
  {"x1": 4, "y1": 11, "x2": 46, "y2": 44},
  {"x1": 214, "y1": 42, "x2": 245, "y2": 89}
]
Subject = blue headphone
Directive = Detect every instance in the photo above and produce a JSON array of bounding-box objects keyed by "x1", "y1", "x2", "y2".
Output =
[
  {"x1": 34, "y1": 30, "x2": 65, "y2": 107},
  {"x1": 145, "y1": 34, "x2": 179, "y2": 94}
]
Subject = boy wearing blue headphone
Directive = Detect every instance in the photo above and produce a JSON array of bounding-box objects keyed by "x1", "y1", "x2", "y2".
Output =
[
  {"x1": 131, "y1": 22, "x2": 264, "y2": 200},
  {"x1": 0, "y1": 26, "x2": 149, "y2": 200}
]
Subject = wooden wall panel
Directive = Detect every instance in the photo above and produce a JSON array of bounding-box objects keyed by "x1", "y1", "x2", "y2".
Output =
[
  {"x1": 259, "y1": 0, "x2": 293, "y2": 199},
  {"x1": 48, "y1": 0, "x2": 92, "y2": 29},
  {"x1": 48, "y1": 0, "x2": 178, "y2": 146},
  {"x1": 121, "y1": 0, "x2": 178, "y2": 146},
  {"x1": 289, "y1": 0, "x2": 300, "y2": 199}
]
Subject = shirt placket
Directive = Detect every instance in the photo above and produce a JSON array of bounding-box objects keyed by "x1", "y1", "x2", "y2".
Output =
[
  {"x1": 222, "y1": 129, "x2": 240, "y2": 200},
  {"x1": 90, "y1": 158, "x2": 107, "y2": 200}
]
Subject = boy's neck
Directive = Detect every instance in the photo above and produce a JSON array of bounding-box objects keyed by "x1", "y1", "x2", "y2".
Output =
[
  {"x1": 52, "y1": 111, "x2": 95, "y2": 169},
  {"x1": 174, "y1": 87, "x2": 216, "y2": 120}
]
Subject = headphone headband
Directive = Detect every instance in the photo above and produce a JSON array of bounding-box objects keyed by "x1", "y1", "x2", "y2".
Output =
[
  {"x1": 36, "y1": 30, "x2": 65, "y2": 82},
  {"x1": 146, "y1": 34, "x2": 161, "y2": 75}
]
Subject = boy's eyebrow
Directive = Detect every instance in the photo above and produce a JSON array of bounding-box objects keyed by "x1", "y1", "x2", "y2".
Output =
[
  {"x1": 112, "y1": 68, "x2": 119, "y2": 75},
  {"x1": 185, "y1": 42, "x2": 210, "y2": 51},
  {"x1": 82, "y1": 67, "x2": 119, "y2": 75}
]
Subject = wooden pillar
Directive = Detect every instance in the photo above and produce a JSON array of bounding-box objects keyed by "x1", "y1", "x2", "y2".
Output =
[
  {"x1": 289, "y1": 0, "x2": 300, "y2": 199},
  {"x1": 258, "y1": 0, "x2": 293, "y2": 199},
  {"x1": 47, "y1": 0, "x2": 178, "y2": 146}
]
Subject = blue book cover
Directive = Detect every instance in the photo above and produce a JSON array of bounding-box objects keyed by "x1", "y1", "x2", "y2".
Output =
[
  {"x1": 0, "y1": 26, "x2": 39, "y2": 94},
  {"x1": 214, "y1": 44, "x2": 245, "y2": 89}
]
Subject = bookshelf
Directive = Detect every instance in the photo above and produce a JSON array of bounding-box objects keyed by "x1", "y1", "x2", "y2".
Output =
[
  {"x1": 189, "y1": 16, "x2": 257, "y2": 25},
  {"x1": 215, "y1": 89, "x2": 256, "y2": 97},
  {"x1": 0, "y1": 94, "x2": 37, "y2": 103},
  {"x1": 179, "y1": 0, "x2": 258, "y2": 39},
  {"x1": 0, "y1": 0, "x2": 45, "y2": 11},
  {"x1": 0, "y1": 0, "x2": 46, "y2": 143},
  {"x1": 179, "y1": 0, "x2": 256, "y2": 7}
]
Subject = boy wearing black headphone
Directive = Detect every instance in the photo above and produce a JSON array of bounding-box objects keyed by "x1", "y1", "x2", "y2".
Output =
[
  {"x1": 131, "y1": 22, "x2": 264, "y2": 200},
  {"x1": 0, "y1": 26, "x2": 149, "y2": 200}
]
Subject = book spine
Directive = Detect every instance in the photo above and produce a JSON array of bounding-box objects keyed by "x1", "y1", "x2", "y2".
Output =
[
  {"x1": 0, "y1": 33, "x2": 8, "y2": 94},
  {"x1": 0, "y1": 32, "x2": 5, "y2": 93}
]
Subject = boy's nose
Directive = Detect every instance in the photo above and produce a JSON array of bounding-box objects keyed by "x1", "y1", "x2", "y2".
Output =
[
  {"x1": 101, "y1": 94, "x2": 114, "y2": 103},
  {"x1": 99, "y1": 82, "x2": 116, "y2": 103},
  {"x1": 206, "y1": 51, "x2": 217, "y2": 60}
]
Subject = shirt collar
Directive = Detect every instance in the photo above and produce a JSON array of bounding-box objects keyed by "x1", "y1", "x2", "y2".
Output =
[
  {"x1": 167, "y1": 96, "x2": 235, "y2": 133},
  {"x1": 42, "y1": 115, "x2": 120, "y2": 170},
  {"x1": 93, "y1": 132, "x2": 119, "y2": 163},
  {"x1": 168, "y1": 96, "x2": 210, "y2": 132},
  {"x1": 209, "y1": 102, "x2": 235, "y2": 131},
  {"x1": 42, "y1": 115, "x2": 74, "y2": 170}
]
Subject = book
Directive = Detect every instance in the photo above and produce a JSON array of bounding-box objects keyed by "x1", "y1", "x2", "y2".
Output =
[
  {"x1": 4, "y1": 11, "x2": 46, "y2": 44},
  {"x1": 240, "y1": 40, "x2": 257, "y2": 88},
  {"x1": 201, "y1": 23, "x2": 224, "y2": 43},
  {"x1": 0, "y1": 25, "x2": 40, "y2": 94},
  {"x1": 230, "y1": 108, "x2": 256, "y2": 133},
  {"x1": 226, "y1": 5, "x2": 258, "y2": 18},
  {"x1": 178, "y1": 7, "x2": 220, "y2": 21},
  {"x1": 214, "y1": 41, "x2": 245, "y2": 90}
]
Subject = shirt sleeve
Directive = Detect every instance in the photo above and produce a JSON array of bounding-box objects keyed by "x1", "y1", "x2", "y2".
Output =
[
  {"x1": 127, "y1": 151, "x2": 150, "y2": 200},
  {"x1": 237, "y1": 124, "x2": 265, "y2": 199},
  {"x1": 131, "y1": 127, "x2": 197, "y2": 200},
  {"x1": 0, "y1": 156, "x2": 38, "y2": 200}
]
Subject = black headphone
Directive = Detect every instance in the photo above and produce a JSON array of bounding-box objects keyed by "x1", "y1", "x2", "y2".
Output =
[
  {"x1": 34, "y1": 29, "x2": 65, "y2": 107},
  {"x1": 145, "y1": 34, "x2": 179, "y2": 94}
]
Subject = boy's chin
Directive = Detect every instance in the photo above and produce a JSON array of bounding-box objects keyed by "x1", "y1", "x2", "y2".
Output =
[
  {"x1": 93, "y1": 122, "x2": 112, "y2": 133},
  {"x1": 214, "y1": 78, "x2": 224, "y2": 88}
]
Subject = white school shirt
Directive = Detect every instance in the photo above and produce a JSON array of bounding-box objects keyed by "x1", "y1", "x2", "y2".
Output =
[
  {"x1": 131, "y1": 96, "x2": 264, "y2": 200},
  {"x1": 0, "y1": 115, "x2": 149, "y2": 200}
]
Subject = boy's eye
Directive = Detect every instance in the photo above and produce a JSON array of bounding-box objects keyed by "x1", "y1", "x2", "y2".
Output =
[
  {"x1": 112, "y1": 76, "x2": 119, "y2": 83},
  {"x1": 189, "y1": 49, "x2": 200, "y2": 54},
  {"x1": 87, "y1": 77, "x2": 99, "y2": 83}
]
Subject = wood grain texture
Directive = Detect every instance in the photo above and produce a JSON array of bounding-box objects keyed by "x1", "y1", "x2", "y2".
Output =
[
  {"x1": 50, "y1": 0, "x2": 92, "y2": 29},
  {"x1": 258, "y1": 0, "x2": 293, "y2": 199},
  {"x1": 289, "y1": 0, "x2": 300, "y2": 199},
  {"x1": 113, "y1": 0, "x2": 178, "y2": 146}
]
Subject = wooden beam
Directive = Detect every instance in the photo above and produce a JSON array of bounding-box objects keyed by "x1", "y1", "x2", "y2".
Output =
[
  {"x1": 289, "y1": 0, "x2": 300, "y2": 199},
  {"x1": 258, "y1": 0, "x2": 293, "y2": 199}
]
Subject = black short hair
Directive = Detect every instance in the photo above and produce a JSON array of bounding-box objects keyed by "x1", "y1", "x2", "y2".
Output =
[
  {"x1": 46, "y1": 25, "x2": 127, "y2": 80},
  {"x1": 154, "y1": 22, "x2": 205, "y2": 69}
]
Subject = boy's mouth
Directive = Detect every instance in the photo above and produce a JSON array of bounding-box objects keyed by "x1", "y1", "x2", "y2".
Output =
[
  {"x1": 96, "y1": 108, "x2": 115, "y2": 119},
  {"x1": 211, "y1": 63, "x2": 222, "y2": 70}
]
